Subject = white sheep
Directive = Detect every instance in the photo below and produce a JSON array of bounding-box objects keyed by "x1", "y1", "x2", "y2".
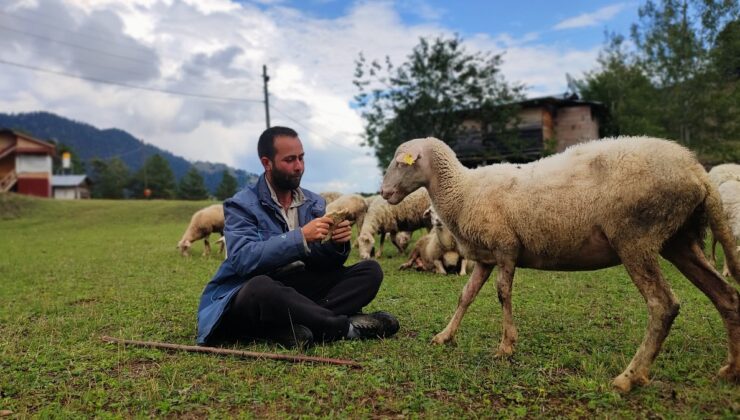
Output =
[
  {"x1": 400, "y1": 206, "x2": 472, "y2": 275},
  {"x1": 357, "y1": 188, "x2": 431, "y2": 259},
  {"x1": 326, "y1": 193, "x2": 369, "y2": 231},
  {"x1": 380, "y1": 136, "x2": 740, "y2": 393},
  {"x1": 319, "y1": 191, "x2": 342, "y2": 204},
  {"x1": 177, "y1": 204, "x2": 225, "y2": 257},
  {"x1": 713, "y1": 180, "x2": 740, "y2": 276},
  {"x1": 708, "y1": 163, "x2": 740, "y2": 188}
]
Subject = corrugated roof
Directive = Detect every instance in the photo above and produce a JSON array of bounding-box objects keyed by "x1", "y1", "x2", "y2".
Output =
[{"x1": 52, "y1": 175, "x2": 89, "y2": 187}]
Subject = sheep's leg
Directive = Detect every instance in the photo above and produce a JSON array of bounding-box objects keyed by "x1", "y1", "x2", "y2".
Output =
[
  {"x1": 459, "y1": 258, "x2": 469, "y2": 276},
  {"x1": 662, "y1": 241, "x2": 740, "y2": 384},
  {"x1": 613, "y1": 252, "x2": 679, "y2": 393},
  {"x1": 495, "y1": 261, "x2": 517, "y2": 357},
  {"x1": 375, "y1": 233, "x2": 386, "y2": 259},
  {"x1": 433, "y1": 260, "x2": 447, "y2": 274},
  {"x1": 203, "y1": 237, "x2": 211, "y2": 257},
  {"x1": 432, "y1": 263, "x2": 494, "y2": 345}
]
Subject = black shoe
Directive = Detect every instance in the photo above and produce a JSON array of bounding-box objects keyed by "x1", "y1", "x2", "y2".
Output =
[
  {"x1": 347, "y1": 314, "x2": 385, "y2": 339},
  {"x1": 368, "y1": 311, "x2": 399, "y2": 338},
  {"x1": 265, "y1": 324, "x2": 314, "y2": 349}
]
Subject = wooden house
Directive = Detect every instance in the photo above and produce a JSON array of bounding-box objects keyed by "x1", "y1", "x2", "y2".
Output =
[
  {"x1": 452, "y1": 93, "x2": 604, "y2": 167},
  {"x1": 52, "y1": 175, "x2": 92, "y2": 199},
  {"x1": 0, "y1": 129, "x2": 56, "y2": 197}
]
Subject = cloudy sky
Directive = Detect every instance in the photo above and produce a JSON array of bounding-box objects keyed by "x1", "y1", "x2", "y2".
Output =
[{"x1": 0, "y1": 0, "x2": 638, "y2": 193}]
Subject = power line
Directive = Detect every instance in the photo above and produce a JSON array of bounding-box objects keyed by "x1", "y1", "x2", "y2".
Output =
[
  {"x1": 0, "y1": 23, "x2": 154, "y2": 65},
  {"x1": 0, "y1": 57, "x2": 264, "y2": 103},
  {"x1": 0, "y1": 9, "x2": 153, "y2": 55},
  {"x1": 268, "y1": 103, "x2": 367, "y2": 156}
]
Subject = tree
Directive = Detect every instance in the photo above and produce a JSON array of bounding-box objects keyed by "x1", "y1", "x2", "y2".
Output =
[
  {"x1": 630, "y1": 0, "x2": 739, "y2": 147},
  {"x1": 133, "y1": 154, "x2": 176, "y2": 199},
  {"x1": 575, "y1": 34, "x2": 666, "y2": 138},
  {"x1": 215, "y1": 170, "x2": 238, "y2": 200},
  {"x1": 353, "y1": 35, "x2": 525, "y2": 169},
  {"x1": 52, "y1": 143, "x2": 86, "y2": 174},
  {"x1": 177, "y1": 167, "x2": 209, "y2": 200},
  {"x1": 89, "y1": 158, "x2": 130, "y2": 199}
]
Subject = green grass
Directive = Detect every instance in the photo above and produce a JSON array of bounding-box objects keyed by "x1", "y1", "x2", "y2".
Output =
[{"x1": 1, "y1": 193, "x2": 738, "y2": 418}]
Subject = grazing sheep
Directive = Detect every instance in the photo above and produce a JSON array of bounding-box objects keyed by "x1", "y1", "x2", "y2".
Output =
[
  {"x1": 357, "y1": 188, "x2": 431, "y2": 259},
  {"x1": 401, "y1": 206, "x2": 472, "y2": 275},
  {"x1": 712, "y1": 180, "x2": 740, "y2": 276},
  {"x1": 326, "y1": 193, "x2": 369, "y2": 231},
  {"x1": 319, "y1": 191, "x2": 342, "y2": 204},
  {"x1": 177, "y1": 204, "x2": 225, "y2": 257},
  {"x1": 380, "y1": 136, "x2": 740, "y2": 393},
  {"x1": 708, "y1": 163, "x2": 740, "y2": 189}
]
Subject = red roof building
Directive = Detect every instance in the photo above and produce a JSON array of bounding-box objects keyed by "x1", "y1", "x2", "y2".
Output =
[{"x1": 0, "y1": 129, "x2": 56, "y2": 198}]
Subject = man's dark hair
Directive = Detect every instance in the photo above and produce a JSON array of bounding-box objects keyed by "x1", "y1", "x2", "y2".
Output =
[{"x1": 258, "y1": 126, "x2": 298, "y2": 160}]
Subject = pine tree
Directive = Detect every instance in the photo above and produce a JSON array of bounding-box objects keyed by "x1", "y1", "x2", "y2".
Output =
[
  {"x1": 177, "y1": 167, "x2": 209, "y2": 200},
  {"x1": 134, "y1": 154, "x2": 177, "y2": 199},
  {"x1": 90, "y1": 158, "x2": 130, "y2": 199},
  {"x1": 215, "y1": 170, "x2": 238, "y2": 200}
]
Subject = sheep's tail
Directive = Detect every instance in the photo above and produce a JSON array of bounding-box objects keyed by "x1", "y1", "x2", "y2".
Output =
[{"x1": 704, "y1": 175, "x2": 740, "y2": 285}]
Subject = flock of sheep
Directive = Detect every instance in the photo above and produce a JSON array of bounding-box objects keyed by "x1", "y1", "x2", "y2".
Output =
[{"x1": 175, "y1": 136, "x2": 740, "y2": 392}]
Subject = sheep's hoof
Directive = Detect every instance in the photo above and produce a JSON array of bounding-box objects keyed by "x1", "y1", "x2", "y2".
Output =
[
  {"x1": 612, "y1": 373, "x2": 649, "y2": 393},
  {"x1": 495, "y1": 343, "x2": 514, "y2": 358},
  {"x1": 431, "y1": 333, "x2": 454, "y2": 345},
  {"x1": 718, "y1": 364, "x2": 740, "y2": 383}
]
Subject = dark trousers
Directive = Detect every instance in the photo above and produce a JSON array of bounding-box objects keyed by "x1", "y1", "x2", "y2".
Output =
[{"x1": 217, "y1": 260, "x2": 383, "y2": 342}]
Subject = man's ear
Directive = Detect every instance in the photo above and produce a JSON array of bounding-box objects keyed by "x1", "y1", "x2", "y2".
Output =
[
  {"x1": 260, "y1": 156, "x2": 272, "y2": 172},
  {"x1": 395, "y1": 146, "x2": 421, "y2": 166}
]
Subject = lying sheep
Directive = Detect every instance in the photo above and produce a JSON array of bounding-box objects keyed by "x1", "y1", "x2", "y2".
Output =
[
  {"x1": 326, "y1": 193, "x2": 369, "y2": 232},
  {"x1": 319, "y1": 191, "x2": 342, "y2": 204},
  {"x1": 400, "y1": 206, "x2": 472, "y2": 275},
  {"x1": 177, "y1": 204, "x2": 225, "y2": 257},
  {"x1": 380, "y1": 136, "x2": 740, "y2": 393},
  {"x1": 357, "y1": 188, "x2": 431, "y2": 259},
  {"x1": 712, "y1": 180, "x2": 740, "y2": 276}
]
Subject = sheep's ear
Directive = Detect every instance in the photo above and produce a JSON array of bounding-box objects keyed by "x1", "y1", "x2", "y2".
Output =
[{"x1": 395, "y1": 149, "x2": 421, "y2": 166}]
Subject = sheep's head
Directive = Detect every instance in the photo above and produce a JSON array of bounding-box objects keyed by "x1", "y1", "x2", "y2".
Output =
[
  {"x1": 394, "y1": 231, "x2": 412, "y2": 252},
  {"x1": 177, "y1": 239, "x2": 192, "y2": 256},
  {"x1": 381, "y1": 138, "x2": 430, "y2": 204},
  {"x1": 357, "y1": 232, "x2": 375, "y2": 260}
]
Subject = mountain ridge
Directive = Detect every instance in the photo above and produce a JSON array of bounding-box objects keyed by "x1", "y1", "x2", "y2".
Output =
[{"x1": 0, "y1": 111, "x2": 258, "y2": 193}]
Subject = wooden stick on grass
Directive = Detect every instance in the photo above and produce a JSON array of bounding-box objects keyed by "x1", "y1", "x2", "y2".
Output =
[{"x1": 101, "y1": 336, "x2": 362, "y2": 369}]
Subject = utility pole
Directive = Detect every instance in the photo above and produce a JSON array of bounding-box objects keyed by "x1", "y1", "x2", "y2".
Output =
[{"x1": 262, "y1": 65, "x2": 271, "y2": 129}]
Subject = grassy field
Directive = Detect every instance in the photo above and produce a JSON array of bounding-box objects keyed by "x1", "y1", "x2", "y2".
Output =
[{"x1": 1, "y1": 193, "x2": 738, "y2": 418}]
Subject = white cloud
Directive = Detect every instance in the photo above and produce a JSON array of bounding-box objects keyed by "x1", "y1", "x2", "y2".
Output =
[
  {"x1": 553, "y1": 3, "x2": 626, "y2": 30},
  {"x1": 0, "y1": 0, "x2": 606, "y2": 194}
]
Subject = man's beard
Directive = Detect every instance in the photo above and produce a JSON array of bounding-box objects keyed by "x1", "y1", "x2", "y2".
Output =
[{"x1": 272, "y1": 167, "x2": 302, "y2": 190}]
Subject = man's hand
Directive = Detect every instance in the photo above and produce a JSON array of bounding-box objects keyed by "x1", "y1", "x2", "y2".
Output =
[
  {"x1": 302, "y1": 216, "x2": 333, "y2": 243},
  {"x1": 328, "y1": 220, "x2": 352, "y2": 243}
]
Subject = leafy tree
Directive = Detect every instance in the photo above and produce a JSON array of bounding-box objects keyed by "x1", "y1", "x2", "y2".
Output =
[
  {"x1": 177, "y1": 167, "x2": 209, "y2": 200},
  {"x1": 215, "y1": 170, "x2": 238, "y2": 200},
  {"x1": 353, "y1": 35, "x2": 525, "y2": 169},
  {"x1": 575, "y1": 34, "x2": 666, "y2": 138},
  {"x1": 133, "y1": 154, "x2": 176, "y2": 199},
  {"x1": 52, "y1": 143, "x2": 86, "y2": 174},
  {"x1": 89, "y1": 158, "x2": 130, "y2": 199},
  {"x1": 630, "y1": 0, "x2": 739, "y2": 148}
]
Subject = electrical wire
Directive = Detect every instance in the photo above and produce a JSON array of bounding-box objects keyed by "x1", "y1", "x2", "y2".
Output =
[
  {"x1": 268, "y1": 103, "x2": 368, "y2": 156},
  {"x1": 0, "y1": 57, "x2": 264, "y2": 103},
  {"x1": 0, "y1": 9, "x2": 153, "y2": 55}
]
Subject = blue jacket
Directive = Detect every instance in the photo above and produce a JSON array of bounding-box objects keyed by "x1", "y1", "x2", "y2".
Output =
[{"x1": 196, "y1": 174, "x2": 350, "y2": 344}]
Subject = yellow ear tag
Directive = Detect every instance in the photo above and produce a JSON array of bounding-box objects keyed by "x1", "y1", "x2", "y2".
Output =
[{"x1": 402, "y1": 153, "x2": 416, "y2": 165}]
